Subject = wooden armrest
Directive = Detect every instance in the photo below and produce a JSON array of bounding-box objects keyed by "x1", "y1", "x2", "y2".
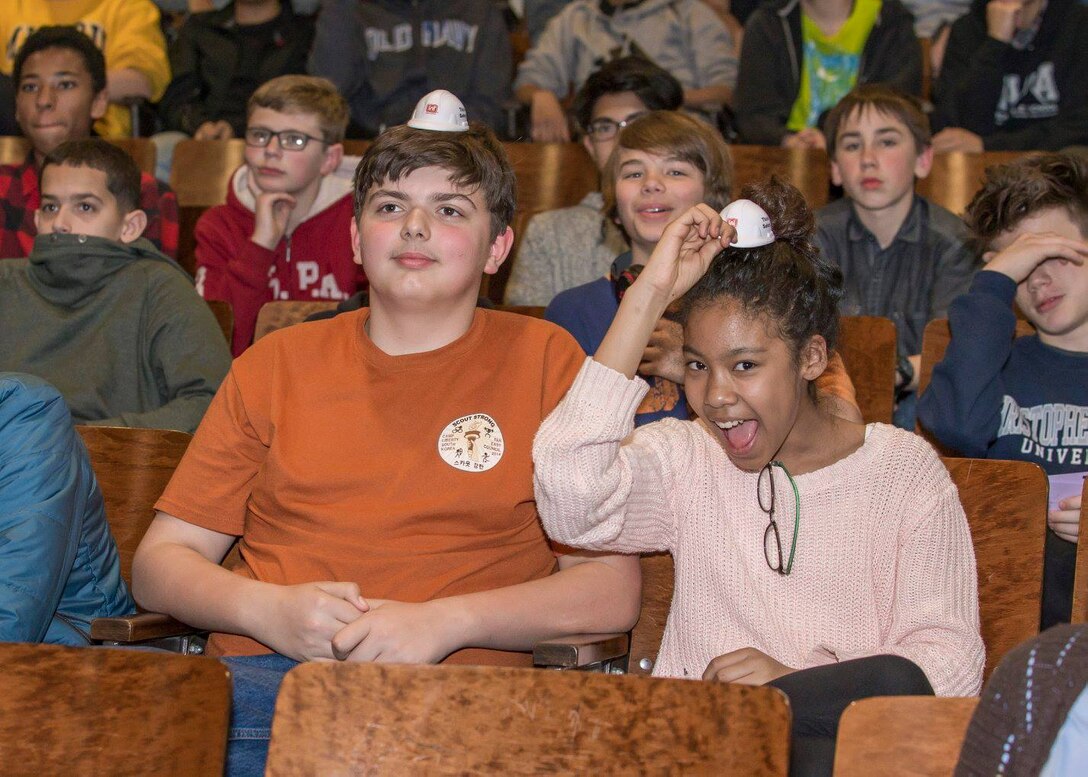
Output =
[
  {"x1": 90, "y1": 610, "x2": 197, "y2": 643},
  {"x1": 533, "y1": 632, "x2": 629, "y2": 669}
]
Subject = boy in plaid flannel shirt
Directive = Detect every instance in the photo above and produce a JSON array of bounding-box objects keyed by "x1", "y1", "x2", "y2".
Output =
[{"x1": 0, "y1": 26, "x2": 177, "y2": 259}]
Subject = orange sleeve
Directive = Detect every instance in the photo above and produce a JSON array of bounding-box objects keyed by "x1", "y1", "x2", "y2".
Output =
[
  {"x1": 154, "y1": 364, "x2": 271, "y2": 535},
  {"x1": 540, "y1": 324, "x2": 588, "y2": 418},
  {"x1": 816, "y1": 349, "x2": 859, "y2": 408}
]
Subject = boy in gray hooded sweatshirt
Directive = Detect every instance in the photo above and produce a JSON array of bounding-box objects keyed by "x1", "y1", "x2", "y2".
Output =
[{"x1": 0, "y1": 139, "x2": 230, "y2": 433}]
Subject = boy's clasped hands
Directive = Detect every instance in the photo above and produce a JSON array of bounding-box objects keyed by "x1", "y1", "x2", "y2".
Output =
[{"x1": 259, "y1": 581, "x2": 463, "y2": 664}]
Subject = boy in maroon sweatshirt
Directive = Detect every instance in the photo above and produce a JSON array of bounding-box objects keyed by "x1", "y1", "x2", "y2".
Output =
[{"x1": 194, "y1": 75, "x2": 365, "y2": 355}]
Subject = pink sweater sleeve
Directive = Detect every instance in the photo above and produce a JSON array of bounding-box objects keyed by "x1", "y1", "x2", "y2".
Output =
[
  {"x1": 831, "y1": 450, "x2": 985, "y2": 697},
  {"x1": 533, "y1": 358, "x2": 684, "y2": 554}
]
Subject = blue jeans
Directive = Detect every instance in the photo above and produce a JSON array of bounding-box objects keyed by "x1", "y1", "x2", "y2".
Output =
[{"x1": 220, "y1": 653, "x2": 299, "y2": 777}]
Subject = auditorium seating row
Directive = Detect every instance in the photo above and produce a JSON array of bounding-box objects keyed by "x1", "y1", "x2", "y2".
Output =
[
  {"x1": 4, "y1": 419, "x2": 1082, "y2": 775},
  {"x1": 0, "y1": 639, "x2": 983, "y2": 776},
  {"x1": 0, "y1": 135, "x2": 1027, "y2": 304}
]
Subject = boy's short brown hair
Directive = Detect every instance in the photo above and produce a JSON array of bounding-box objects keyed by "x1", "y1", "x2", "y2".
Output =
[
  {"x1": 40, "y1": 139, "x2": 141, "y2": 213},
  {"x1": 601, "y1": 111, "x2": 733, "y2": 227},
  {"x1": 824, "y1": 85, "x2": 931, "y2": 156},
  {"x1": 352, "y1": 123, "x2": 515, "y2": 241},
  {"x1": 247, "y1": 75, "x2": 349, "y2": 144},
  {"x1": 965, "y1": 153, "x2": 1088, "y2": 253}
]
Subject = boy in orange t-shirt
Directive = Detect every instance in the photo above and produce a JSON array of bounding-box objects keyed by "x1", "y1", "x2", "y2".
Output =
[{"x1": 132, "y1": 110, "x2": 641, "y2": 776}]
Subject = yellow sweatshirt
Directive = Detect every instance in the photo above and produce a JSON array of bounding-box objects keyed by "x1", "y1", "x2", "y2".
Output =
[{"x1": 0, "y1": 0, "x2": 170, "y2": 137}]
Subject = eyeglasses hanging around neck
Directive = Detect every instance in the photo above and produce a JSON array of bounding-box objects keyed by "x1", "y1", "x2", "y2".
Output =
[{"x1": 757, "y1": 460, "x2": 801, "y2": 575}]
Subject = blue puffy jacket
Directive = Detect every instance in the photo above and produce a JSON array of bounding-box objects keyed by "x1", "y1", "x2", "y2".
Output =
[{"x1": 0, "y1": 373, "x2": 134, "y2": 644}]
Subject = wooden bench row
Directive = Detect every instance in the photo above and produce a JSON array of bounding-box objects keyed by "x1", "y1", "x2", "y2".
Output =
[
  {"x1": 0, "y1": 640, "x2": 980, "y2": 776},
  {"x1": 6, "y1": 433, "x2": 1084, "y2": 775}
]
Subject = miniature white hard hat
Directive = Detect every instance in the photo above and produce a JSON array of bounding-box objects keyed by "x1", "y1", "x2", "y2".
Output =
[
  {"x1": 407, "y1": 89, "x2": 469, "y2": 132},
  {"x1": 719, "y1": 199, "x2": 775, "y2": 248}
]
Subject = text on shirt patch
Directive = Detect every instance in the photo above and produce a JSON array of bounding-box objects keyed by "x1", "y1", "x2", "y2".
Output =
[
  {"x1": 364, "y1": 21, "x2": 479, "y2": 61},
  {"x1": 266, "y1": 261, "x2": 348, "y2": 302},
  {"x1": 7, "y1": 24, "x2": 107, "y2": 62},
  {"x1": 996, "y1": 62, "x2": 1060, "y2": 125},
  {"x1": 438, "y1": 413, "x2": 504, "y2": 472},
  {"x1": 999, "y1": 395, "x2": 1088, "y2": 466}
]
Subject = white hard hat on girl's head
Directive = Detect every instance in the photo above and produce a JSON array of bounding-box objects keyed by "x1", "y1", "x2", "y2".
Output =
[
  {"x1": 407, "y1": 90, "x2": 469, "y2": 132},
  {"x1": 719, "y1": 199, "x2": 775, "y2": 248}
]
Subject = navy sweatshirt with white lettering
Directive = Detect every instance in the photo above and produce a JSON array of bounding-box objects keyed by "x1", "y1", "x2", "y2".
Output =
[
  {"x1": 917, "y1": 271, "x2": 1088, "y2": 475},
  {"x1": 308, "y1": 0, "x2": 511, "y2": 136},
  {"x1": 933, "y1": 0, "x2": 1088, "y2": 150}
]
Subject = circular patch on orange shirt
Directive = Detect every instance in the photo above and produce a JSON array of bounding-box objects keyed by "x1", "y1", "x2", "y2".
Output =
[{"x1": 437, "y1": 413, "x2": 505, "y2": 472}]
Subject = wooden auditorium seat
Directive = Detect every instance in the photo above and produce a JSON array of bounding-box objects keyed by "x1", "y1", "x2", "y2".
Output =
[
  {"x1": 205, "y1": 298, "x2": 233, "y2": 345},
  {"x1": 0, "y1": 642, "x2": 230, "y2": 776},
  {"x1": 731, "y1": 145, "x2": 831, "y2": 209},
  {"x1": 838, "y1": 315, "x2": 897, "y2": 424},
  {"x1": 76, "y1": 426, "x2": 204, "y2": 648},
  {"x1": 944, "y1": 456, "x2": 1048, "y2": 680},
  {"x1": 170, "y1": 139, "x2": 245, "y2": 276},
  {"x1": 0, "y1": 135, "x2": 156, "y2": 176},
  {"x1": 253, "y1": 300, "x2": 339, "y2": 341},
  {"x1": 533, "y1": 553, "x2": 672, "y2": 676},
  {"x1": 1071, "y1": 476, "x2": 1088, "y2": 624},
  {"x1": 502, "y1": 141, "x2": 598, "y2": 214},
  {"x1": 833, "y1": 696, "x2": 978, "y2": 777},
  {"x1": 917, "y1": 150, "x2": 1028, "y2": 216},
  {"x1": 76, "y1": 426, "x2": 191, "y2": 584},
  {"x1": 265, "y1": 662, "x2": 791, "y2": 776},
  {"x1": 495, "y1": 304, "x2": 546, "y2": 319}
]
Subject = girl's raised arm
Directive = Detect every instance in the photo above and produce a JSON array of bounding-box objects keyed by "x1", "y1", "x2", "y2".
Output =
[{"x1": 595, "y1": 205, "x2": 733, "y2": 378}]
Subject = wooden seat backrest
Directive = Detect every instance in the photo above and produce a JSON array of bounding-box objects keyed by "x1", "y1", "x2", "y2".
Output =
[
  {"x1": 0, "y1": 642, "x2": 230, "y2": 775},
  {"x1": 495, "y1": 304, "x2": 546, "y2": 319},
  {"x1": 629, "y1": 553, "x2": 675, "y2": 677},
  {"x1": 1071, "y1": 477, "x2": 1088, "y2": 624},
  {"x1": 266, "y1": 662, "x2": 791, "y2": 776},
  {"x1": 502, "y1": 141, "x2": 598, "y2": 214},
  {"x1": 76, "y1": 426, "x2": 192, "y2": 583},
  {"x1": 0, "y1": 136, "x2": 156, "y2": 176},
  {"x1": 916, "y1": 151, "x2": 1028, "y2": 216},
  {"x1": 253, "y1": 300, "x2": 339, "y2": 341},
  {"x1": 170, "y1": 140, "x2": 244, "y2": 275},
  {"x1": 205, "y1": 298, "x2": 233, "y2": 344},
  {"x1": 833, "y1": 695, "x2": 978, "y2": 777},
  {"x1": 942, "y1": 456, "x2": 1047, "y2": 680},
  {"x1": 838, "y1": 315, "x2": 896, "y2": 424},
  {"x1": 732, "y1": 145, "x2": 831, "y2": 210}
]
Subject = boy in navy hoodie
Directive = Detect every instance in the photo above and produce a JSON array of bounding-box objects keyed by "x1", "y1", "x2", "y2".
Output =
[{"x1": 918, "y1": 153, "x2": 1088, "y2": 628}]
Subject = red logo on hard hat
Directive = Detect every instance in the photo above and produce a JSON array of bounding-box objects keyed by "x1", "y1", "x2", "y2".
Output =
[{"x1": 426, "y1": 104, "x2": 439, "y2": 114}]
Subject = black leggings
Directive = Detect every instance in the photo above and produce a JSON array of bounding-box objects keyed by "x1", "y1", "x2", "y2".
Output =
[{"x1": 767, "y1": 654, "x2": 934, "y2": 777}]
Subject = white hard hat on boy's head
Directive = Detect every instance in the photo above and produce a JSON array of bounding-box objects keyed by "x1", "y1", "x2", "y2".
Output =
[
  {"x1": 719, "y1": 199, "x2": 775, "y2": 248},
  {"x1": 407, "y1": 90, "x2": 469, "y2": 132}
]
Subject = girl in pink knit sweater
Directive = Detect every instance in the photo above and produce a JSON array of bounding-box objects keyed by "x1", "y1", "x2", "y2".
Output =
[{"x1": 534, "y1": 178, "x2": 984, "y2": 777}]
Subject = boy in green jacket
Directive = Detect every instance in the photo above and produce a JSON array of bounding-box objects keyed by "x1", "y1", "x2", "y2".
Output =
[{"x1": 0, "y1": 139, "x2": 230, "y2": 432}]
